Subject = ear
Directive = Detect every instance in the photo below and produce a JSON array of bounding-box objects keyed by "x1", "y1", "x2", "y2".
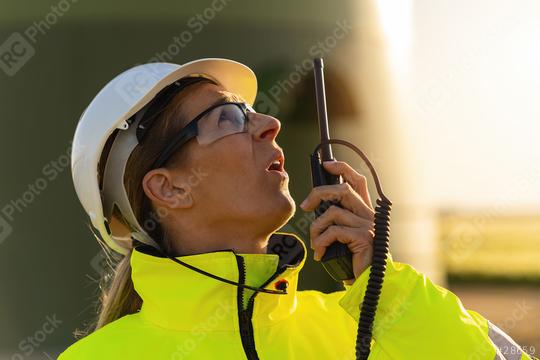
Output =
[{"x1": 142, "y1": 168, "x2": 194, "y2": 210}]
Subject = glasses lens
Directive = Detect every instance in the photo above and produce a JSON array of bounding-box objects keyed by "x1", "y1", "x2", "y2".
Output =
[{"x1": 196, "y1": 103, "x2": 248, "y2": 144}]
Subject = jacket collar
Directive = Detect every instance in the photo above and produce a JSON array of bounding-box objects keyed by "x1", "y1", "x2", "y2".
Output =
[{"x1": 130, "y1": 232, "x2": 307, "y2": 331}]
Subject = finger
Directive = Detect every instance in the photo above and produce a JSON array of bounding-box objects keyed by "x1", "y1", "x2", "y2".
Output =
[
  {"x1": 309, "y1": 205, "x2": 374, "y2": 244},
  {"x1": 322, "y1": 160, "x2": 373, "y2": 210},
  {"x1": 300, "y1": 182, "x2": 375, "y2": 220},
  {"x1": 312, "y1": 225, "x2": 374, "y2": 262}
]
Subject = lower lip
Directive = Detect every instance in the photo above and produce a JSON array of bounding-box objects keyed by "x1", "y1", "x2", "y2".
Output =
[{"x1": 267, "y1": 169, "x2": 288, "y2": 180}]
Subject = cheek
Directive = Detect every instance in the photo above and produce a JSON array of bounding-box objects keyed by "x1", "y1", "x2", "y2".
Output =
[{"x1": 191, "y1": 140, "x2": 255, "y2": 193}]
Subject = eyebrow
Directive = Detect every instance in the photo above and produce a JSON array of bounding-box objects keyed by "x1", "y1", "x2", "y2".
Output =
[
  {"x1": 181, "y1": 92, "x2": 247, "y2": 122},
  {"x1": 209, "y1": 92, "x2": 246, "y2": 107}
]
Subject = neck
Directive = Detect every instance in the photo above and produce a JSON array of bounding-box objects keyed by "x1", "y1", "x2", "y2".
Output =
[{"x1": 163, "y1": 216, "x2": 273, "y2": 256}]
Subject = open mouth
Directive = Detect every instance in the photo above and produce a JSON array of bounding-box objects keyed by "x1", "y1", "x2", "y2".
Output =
[{"x1": 266, "y1": 151, "x2": 285, "y2": 173}]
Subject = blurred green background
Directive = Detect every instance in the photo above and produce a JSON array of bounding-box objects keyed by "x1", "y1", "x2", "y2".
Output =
[{"x1": 0, "y1": 0, "x2": 539, "y2": 358}]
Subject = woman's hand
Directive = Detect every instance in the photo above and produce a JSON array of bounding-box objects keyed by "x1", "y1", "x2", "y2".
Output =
[{"x1": 300, "y1": 160, "x2": 375, "y2": 285}]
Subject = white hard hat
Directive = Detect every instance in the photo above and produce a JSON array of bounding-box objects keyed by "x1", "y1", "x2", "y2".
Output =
[{"x1": 71, "y1": 58, "x2": 258, "y2": 254}]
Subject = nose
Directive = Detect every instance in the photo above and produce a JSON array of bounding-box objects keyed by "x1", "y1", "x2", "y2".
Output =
[{"x1": 250, "y1": 113, "x2": 281, "y2": 142}]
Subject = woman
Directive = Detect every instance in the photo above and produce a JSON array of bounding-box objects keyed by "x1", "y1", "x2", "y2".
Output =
[{"x1": 60, "y1": 58, "x2": 532, "y2": 359}]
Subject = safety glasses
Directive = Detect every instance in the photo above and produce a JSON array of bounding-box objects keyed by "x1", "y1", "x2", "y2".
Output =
[{"x1": 149, "y1": 101, "x2": 255, "y2": 169}]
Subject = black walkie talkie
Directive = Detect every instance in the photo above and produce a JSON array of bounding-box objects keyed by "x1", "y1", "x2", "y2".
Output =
[
  {"x1": 310, "y1": 58, "x2": 355, "y2": 282},
  {"x1": 309, "y1": 57, "x2": 393, "y2": 360}
]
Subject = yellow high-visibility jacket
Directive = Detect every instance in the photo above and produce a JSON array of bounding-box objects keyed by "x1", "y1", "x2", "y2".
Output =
[{"x1": 58, "y1": 232, "x2": 533, "y2": 359}]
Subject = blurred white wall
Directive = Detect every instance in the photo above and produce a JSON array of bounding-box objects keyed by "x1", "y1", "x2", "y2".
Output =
[
  {"x1": 332, "y1": 0, "x2": 445, "y2": 283},
  {"x1": 410, "y1": 0, "x2": 540, "y2": 212},
  {"x1": 332, "y1": 0, "x2": 540, "y2": 285}
]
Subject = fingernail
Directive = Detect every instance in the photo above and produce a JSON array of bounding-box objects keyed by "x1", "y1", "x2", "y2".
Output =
[
  {"x1": 314, "y1": 251, "x2": 321, "y2": 261},
  {"x1": 300, "y1": 199, "x2": 307, "y2": 208}
]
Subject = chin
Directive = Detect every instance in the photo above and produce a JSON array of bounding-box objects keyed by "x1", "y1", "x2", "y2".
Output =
[{"x1": 270, "y1": 191, "x2": 296, "y2": 229}]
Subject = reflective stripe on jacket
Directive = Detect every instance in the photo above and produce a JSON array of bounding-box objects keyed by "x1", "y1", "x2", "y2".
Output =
[{"x1": 58, "y1": 232, "x2": 533, "y2": 359}]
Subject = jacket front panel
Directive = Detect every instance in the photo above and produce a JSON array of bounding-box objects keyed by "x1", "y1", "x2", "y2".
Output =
[
  {"x1": 60, "y1": 232, "x2": 358, "y2": 359},
  {"x1": 58, "y1": 232, "x2": 533, "y2": 360}
]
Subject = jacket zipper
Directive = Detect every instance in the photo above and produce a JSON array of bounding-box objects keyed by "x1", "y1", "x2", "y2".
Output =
[
  {"x1": 234, "y1": 254, "x2": 290, "y2": 360},
  {"x1": 235, "y1": 255, "x2": 259, "y2": 360}
]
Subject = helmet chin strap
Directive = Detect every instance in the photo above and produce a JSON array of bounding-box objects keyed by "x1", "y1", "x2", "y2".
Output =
[{"x1": 101, "y1": 104, "x2": 161, "y2": 252}]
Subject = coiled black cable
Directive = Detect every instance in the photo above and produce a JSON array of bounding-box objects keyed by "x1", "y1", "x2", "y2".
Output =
[
  {"x1": 313, "y1": 139, "x2": 392, "y2": 360},
  {"x1": 357, "y1": 196, "x2": 391, "y2": 360}
]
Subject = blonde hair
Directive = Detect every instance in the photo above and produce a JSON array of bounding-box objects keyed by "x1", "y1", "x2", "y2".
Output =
[{"x1": 75, "y1": 77, "x2": 218, "y2": 338}]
